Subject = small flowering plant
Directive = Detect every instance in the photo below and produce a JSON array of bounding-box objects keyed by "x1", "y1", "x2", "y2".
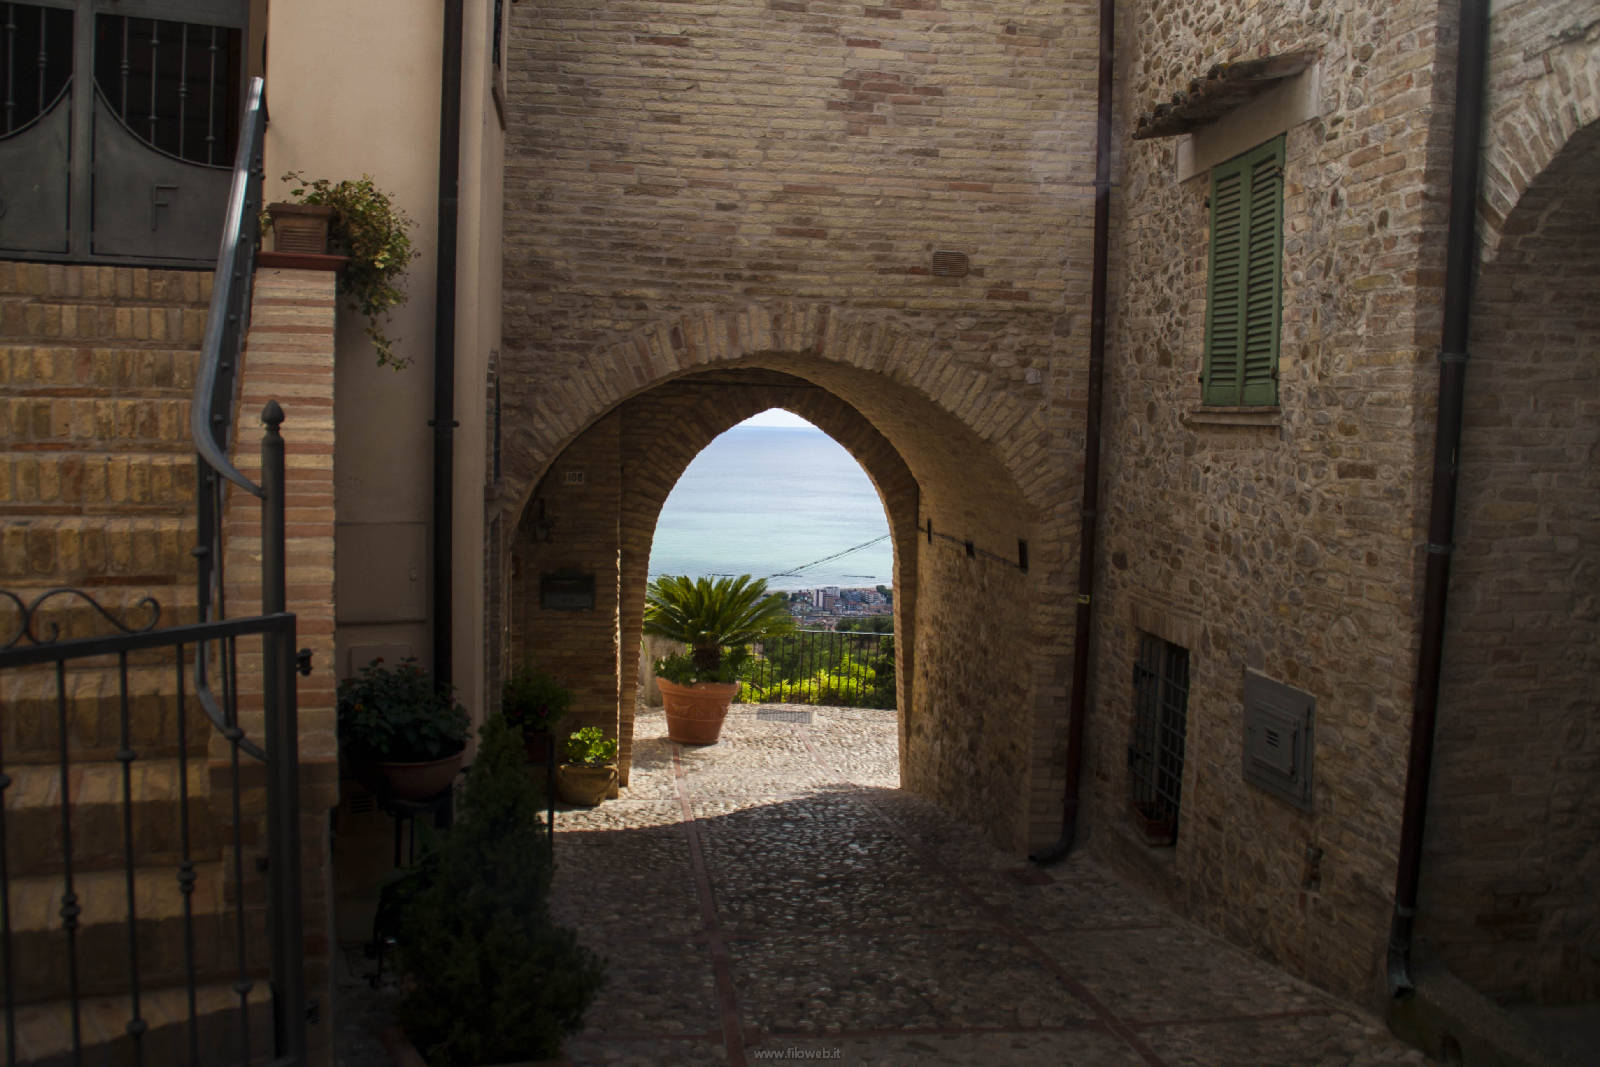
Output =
[
  {"x1": 267, "y1": 171, "x2": 417, "y2": 369},
  {"x1": 337, "y1": 657, "x2": 469, "y2": 763},
  {"x1": 500, "y1": 666, "x2": 572, "y2": 737}
]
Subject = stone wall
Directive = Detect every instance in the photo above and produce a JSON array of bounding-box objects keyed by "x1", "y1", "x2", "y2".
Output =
[
  {"x1": 1086, "y1": 0, "x2": 1455, "y2": 1002},
  {"x1": 500, "y1": 0, "x2": 1098, "y2": 850}
]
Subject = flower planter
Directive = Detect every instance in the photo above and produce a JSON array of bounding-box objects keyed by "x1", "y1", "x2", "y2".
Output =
[
  {"x1": 266, "y1": 201, "x2": 333, "y2": 254},
  {"x1": 657, "y1": 678, "x2": 741, "y2": 745},
  {"x1": 378, "y1": 750, "x2": 464, "y2": 801},
  {"x1": 556, "y1": 763, "x2": 616, "y2": 807}
]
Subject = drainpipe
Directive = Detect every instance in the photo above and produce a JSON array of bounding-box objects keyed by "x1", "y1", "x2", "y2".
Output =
[
  {"x1": 1388, "y1": 0, "x2": 1489, "y2": 998},
  {"x1": 431, "y1": 0, "x2": 464, "y2": 688},
  {"x1": 1032, "y1": 0, "x2": 1113, "y2": 865}
]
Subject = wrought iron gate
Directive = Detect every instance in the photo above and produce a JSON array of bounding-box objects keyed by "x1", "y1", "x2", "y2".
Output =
[
  {"x1": 0, "y1": 416, "x2": 307, "y2": 1066},
  {"x1": 0, "y1": 0, "x2": 248, "y2": 264}
]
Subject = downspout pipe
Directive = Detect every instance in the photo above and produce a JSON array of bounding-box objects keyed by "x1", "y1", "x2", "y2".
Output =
[
  {"x1": 431, "y1": 0, "x2": 464, "y2": 689},
  {"x1": 1387, "y1": 0, "x2": 1489, "y2": 999},
  {"x1": 1032, "y1": 0, "x2": 1113, "y2": 865}
]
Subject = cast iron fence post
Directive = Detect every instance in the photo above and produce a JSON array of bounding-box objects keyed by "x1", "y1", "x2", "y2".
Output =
[{"x1": 261, "y1": 402, "x2": 307, "y2": 1061}]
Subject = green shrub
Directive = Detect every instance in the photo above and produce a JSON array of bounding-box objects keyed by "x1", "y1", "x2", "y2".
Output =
[
  {"x1": 502, "y1": 665, "x2": 572, "y2": 735},
  {"x1": 562, "y1": 726, "x2": 617, "y2": 767},
  {"x1": 271, "y1": 171, "x2": 417, "y2": 369},
  {"x1": 387, "y1": 714, "x2": 605, "y2": 1065},
  {"x1": 644, "y1": 574, "x2": 793, "y2": 680},
  {"x1": 337, "y1": 657, "x2": 468, "y2": 762}
]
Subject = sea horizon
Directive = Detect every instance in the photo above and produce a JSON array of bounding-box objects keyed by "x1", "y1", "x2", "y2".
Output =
[{"x1": 647, "y1": 423, "x2": 895, "y2": 592}]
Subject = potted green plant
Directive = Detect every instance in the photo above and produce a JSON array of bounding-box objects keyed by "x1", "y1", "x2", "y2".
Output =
[
  {"x1": 384, "y1": 713, "x2": 605, "y2": 1065},
  {"x1": 556, "y1": 726, "x2": 618, "y2": 807},
  {"x1": 264, "y1": 171, "x2": 418, "y2": 369},
  {"x1": 337, "y1": 657, "x2": 469, "y2": 800},
  {"x1": 643, "y1": 573, "x2": 795, "y2": 744},
  {"x1": 501, "y1": 665, "x2": 572, "y2": 764}
]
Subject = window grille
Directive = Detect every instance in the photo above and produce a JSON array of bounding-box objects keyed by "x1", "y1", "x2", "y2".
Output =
[{"x1": 1128, "y1": 633, "x2": 1189, "y2": 845}]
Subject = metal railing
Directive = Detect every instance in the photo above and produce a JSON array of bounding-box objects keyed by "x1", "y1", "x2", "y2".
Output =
[
  {"x1": 191, "y1": 73, "x2": 265, "y2": 759},
  {"x1": 744, "y1": 629, "x2": 896, "y2": 709}
]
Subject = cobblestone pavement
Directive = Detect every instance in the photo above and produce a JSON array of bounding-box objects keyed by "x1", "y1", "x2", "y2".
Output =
[{"x1": 548, "y1": 705, "x2": 1427, "y2": 1067}]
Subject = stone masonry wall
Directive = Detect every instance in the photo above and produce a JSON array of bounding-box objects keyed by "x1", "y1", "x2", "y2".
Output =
[
  {"x1": 1087, "y1": 0, "x2": 1455, "y2": 1003},
  {"x1": 1422, "y1": 120, "x2": 1600, "y2": 1004},
  {"x1": 500, "y1": 0, "x2": 1098, "y2": 850}
]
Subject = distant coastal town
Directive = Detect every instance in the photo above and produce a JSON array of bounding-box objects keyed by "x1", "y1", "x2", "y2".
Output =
[{"x1": 783, "y1": 585, "x2": 893, "y2": 630}]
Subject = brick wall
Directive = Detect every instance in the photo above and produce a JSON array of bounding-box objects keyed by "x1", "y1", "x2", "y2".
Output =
[
  {"x1": 222, "y1": 267, "x2": 342, "y2": 1065},
  {"x1": 499, "y1": 0, "x2": 1097, "y2": 852},
  {"x1": 1421, "y1": 120, "x2": 1600, "y2": 1003}
]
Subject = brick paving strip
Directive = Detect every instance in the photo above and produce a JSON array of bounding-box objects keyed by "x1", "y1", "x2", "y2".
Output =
[{"x1": 551, "y1": 707, "x2": 1428, "y2": 1067}]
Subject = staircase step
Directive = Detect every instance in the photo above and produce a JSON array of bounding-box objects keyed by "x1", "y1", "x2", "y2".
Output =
[
  {"x1": 5, "y1": 979, "x2": 273, "y2": 1067},
  {"x1": 1, "y1": 516, "x2": 199, "y2": 588},
  {"x1": 3, "y1": 759, "x2": 219, "y2": 876},
  {"x1": 0, "y1": 262, "x2": 212, "y2": 306},
  {"x1": 0, "y1": 345, "x2": 201, "y2": 395},
  {"x1": 2, "y1": 863, "x2": 272, "y2": 1004},
  {"x1": 2, "y1": 396, "x2": 193, "y2": 451},
  {"x1": 0, "y1": 297, "x2": 209, "y2": 347},
  {"x1": 0, "y1": 451, "x2": 196, "y2": 511},
  {"x1": 1, "y1": 660, "x2": 214, "y2": 765}
]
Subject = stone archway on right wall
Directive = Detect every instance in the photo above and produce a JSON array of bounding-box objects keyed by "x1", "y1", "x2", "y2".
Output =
[{"x1": 1420, "y1": 103, "x2": 1600, "y2": 1005}]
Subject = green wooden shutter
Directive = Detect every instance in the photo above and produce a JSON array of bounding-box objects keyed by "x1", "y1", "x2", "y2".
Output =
[{"x1": 1203, "y1": 136, "x2": 1284, "y2": 406}]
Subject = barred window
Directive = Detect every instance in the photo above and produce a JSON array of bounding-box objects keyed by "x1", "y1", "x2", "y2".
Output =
[{"x1": 1128, "y1": 633, "x2": 1189, "y2": 845}]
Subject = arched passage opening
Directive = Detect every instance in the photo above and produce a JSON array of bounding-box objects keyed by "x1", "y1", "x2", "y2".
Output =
[
  {"x1": 494, "y1": 322, "x2": 1070, "y2": 852},
  {"x1": 1421, "y1": 119, "x2": 1600, "y2": 1005}
]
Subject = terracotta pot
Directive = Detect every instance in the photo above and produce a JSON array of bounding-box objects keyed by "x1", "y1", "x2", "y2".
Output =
[
  {"x1": 556, "y1": 764, "x2": 617, "y2": 806},
  {"x1": 378, "y1": 750, "x2": 464, "y2": 801},
  {"x1": 266, "y1": 201, "x2": 333, "y2": 254},
  {"x1": 657, "y1": 678, "x2": 740, "y2": 745}
]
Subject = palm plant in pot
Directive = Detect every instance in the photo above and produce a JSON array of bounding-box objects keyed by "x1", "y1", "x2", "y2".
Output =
[
  {"x1": 501, "y1": 665, "x2": 572, "y2": 764},
  {"x1": 644, "y1": 574, "x2": 794, "y2": 744},
  {"x1": 556, "y1": 726, "x2": 618, "y2": 807},
  {"x1": 337, "y1": 657, "x2": 469, "y2": 800}
]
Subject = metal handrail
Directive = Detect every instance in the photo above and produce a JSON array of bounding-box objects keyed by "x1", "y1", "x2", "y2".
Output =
[
  {"x1": 192, "y1": 75, "x2": 266, "y2": 499},
  {"x1": 191, "y1": 75, "x2": 269, "y2": 762}
]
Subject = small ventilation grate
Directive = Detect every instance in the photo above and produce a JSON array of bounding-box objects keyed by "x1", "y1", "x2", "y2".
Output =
[
  {"x1": 757, "y1": 708, "x2": 813, "y2": 724},
  {"x1": 931, "y1": 250, "x2": 970, "y2": 277}
]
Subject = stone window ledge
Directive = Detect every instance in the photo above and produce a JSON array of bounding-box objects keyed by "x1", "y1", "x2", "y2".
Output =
[{"x1": 1184, "y1": 406, "x2": 1282, "y2": 428}]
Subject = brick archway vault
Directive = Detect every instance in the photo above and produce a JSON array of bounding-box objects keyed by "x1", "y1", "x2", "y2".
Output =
[{"x1": 492, "y1": 304, "x2": 1076, "y2": 851}]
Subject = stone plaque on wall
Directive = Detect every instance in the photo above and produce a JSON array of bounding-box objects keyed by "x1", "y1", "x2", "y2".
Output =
[{"x1": 540, "y1": 570, "x2": 596, "y2": 611}]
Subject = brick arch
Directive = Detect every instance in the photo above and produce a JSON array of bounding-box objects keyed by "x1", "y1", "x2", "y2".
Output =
[
  {"x1": 609, "y1": 371, "x2": 923, "y2": 784},
  {"x1": 1421, "y1": 117, "x2": 1600, "y2": 1001},
  {"x1": 496, "y1": 301, "x2": 1051, "y2": 536},
  {"x1": 496, "y1": 310, "x2": 1071, "y2": 852},
  {"x1": 1478, "y1": 18, "x2": 1600, "y2": 262}
]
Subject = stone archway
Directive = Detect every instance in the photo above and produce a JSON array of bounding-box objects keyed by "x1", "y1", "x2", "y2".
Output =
[
  {"x1": 492, "y1": 307, "x2": 1073, "y2": 851},
  {"x1": 1420, "y1": 117, "x2": 1600, "y2": 1004}
]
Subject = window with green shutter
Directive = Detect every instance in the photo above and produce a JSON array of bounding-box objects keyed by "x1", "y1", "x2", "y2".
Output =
[{"x1": 1203, "y1": 136, "x2": 1284, "y2": 407}]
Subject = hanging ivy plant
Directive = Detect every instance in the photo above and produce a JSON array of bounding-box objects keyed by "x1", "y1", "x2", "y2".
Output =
[{"x1": 269, "y1": 171, "x2": 418, "y2": 369}]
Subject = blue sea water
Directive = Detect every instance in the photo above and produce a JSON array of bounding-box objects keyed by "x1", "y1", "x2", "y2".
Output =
[{"x1": 647, "y1": 424, "x2": 895, "y2": 591}]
